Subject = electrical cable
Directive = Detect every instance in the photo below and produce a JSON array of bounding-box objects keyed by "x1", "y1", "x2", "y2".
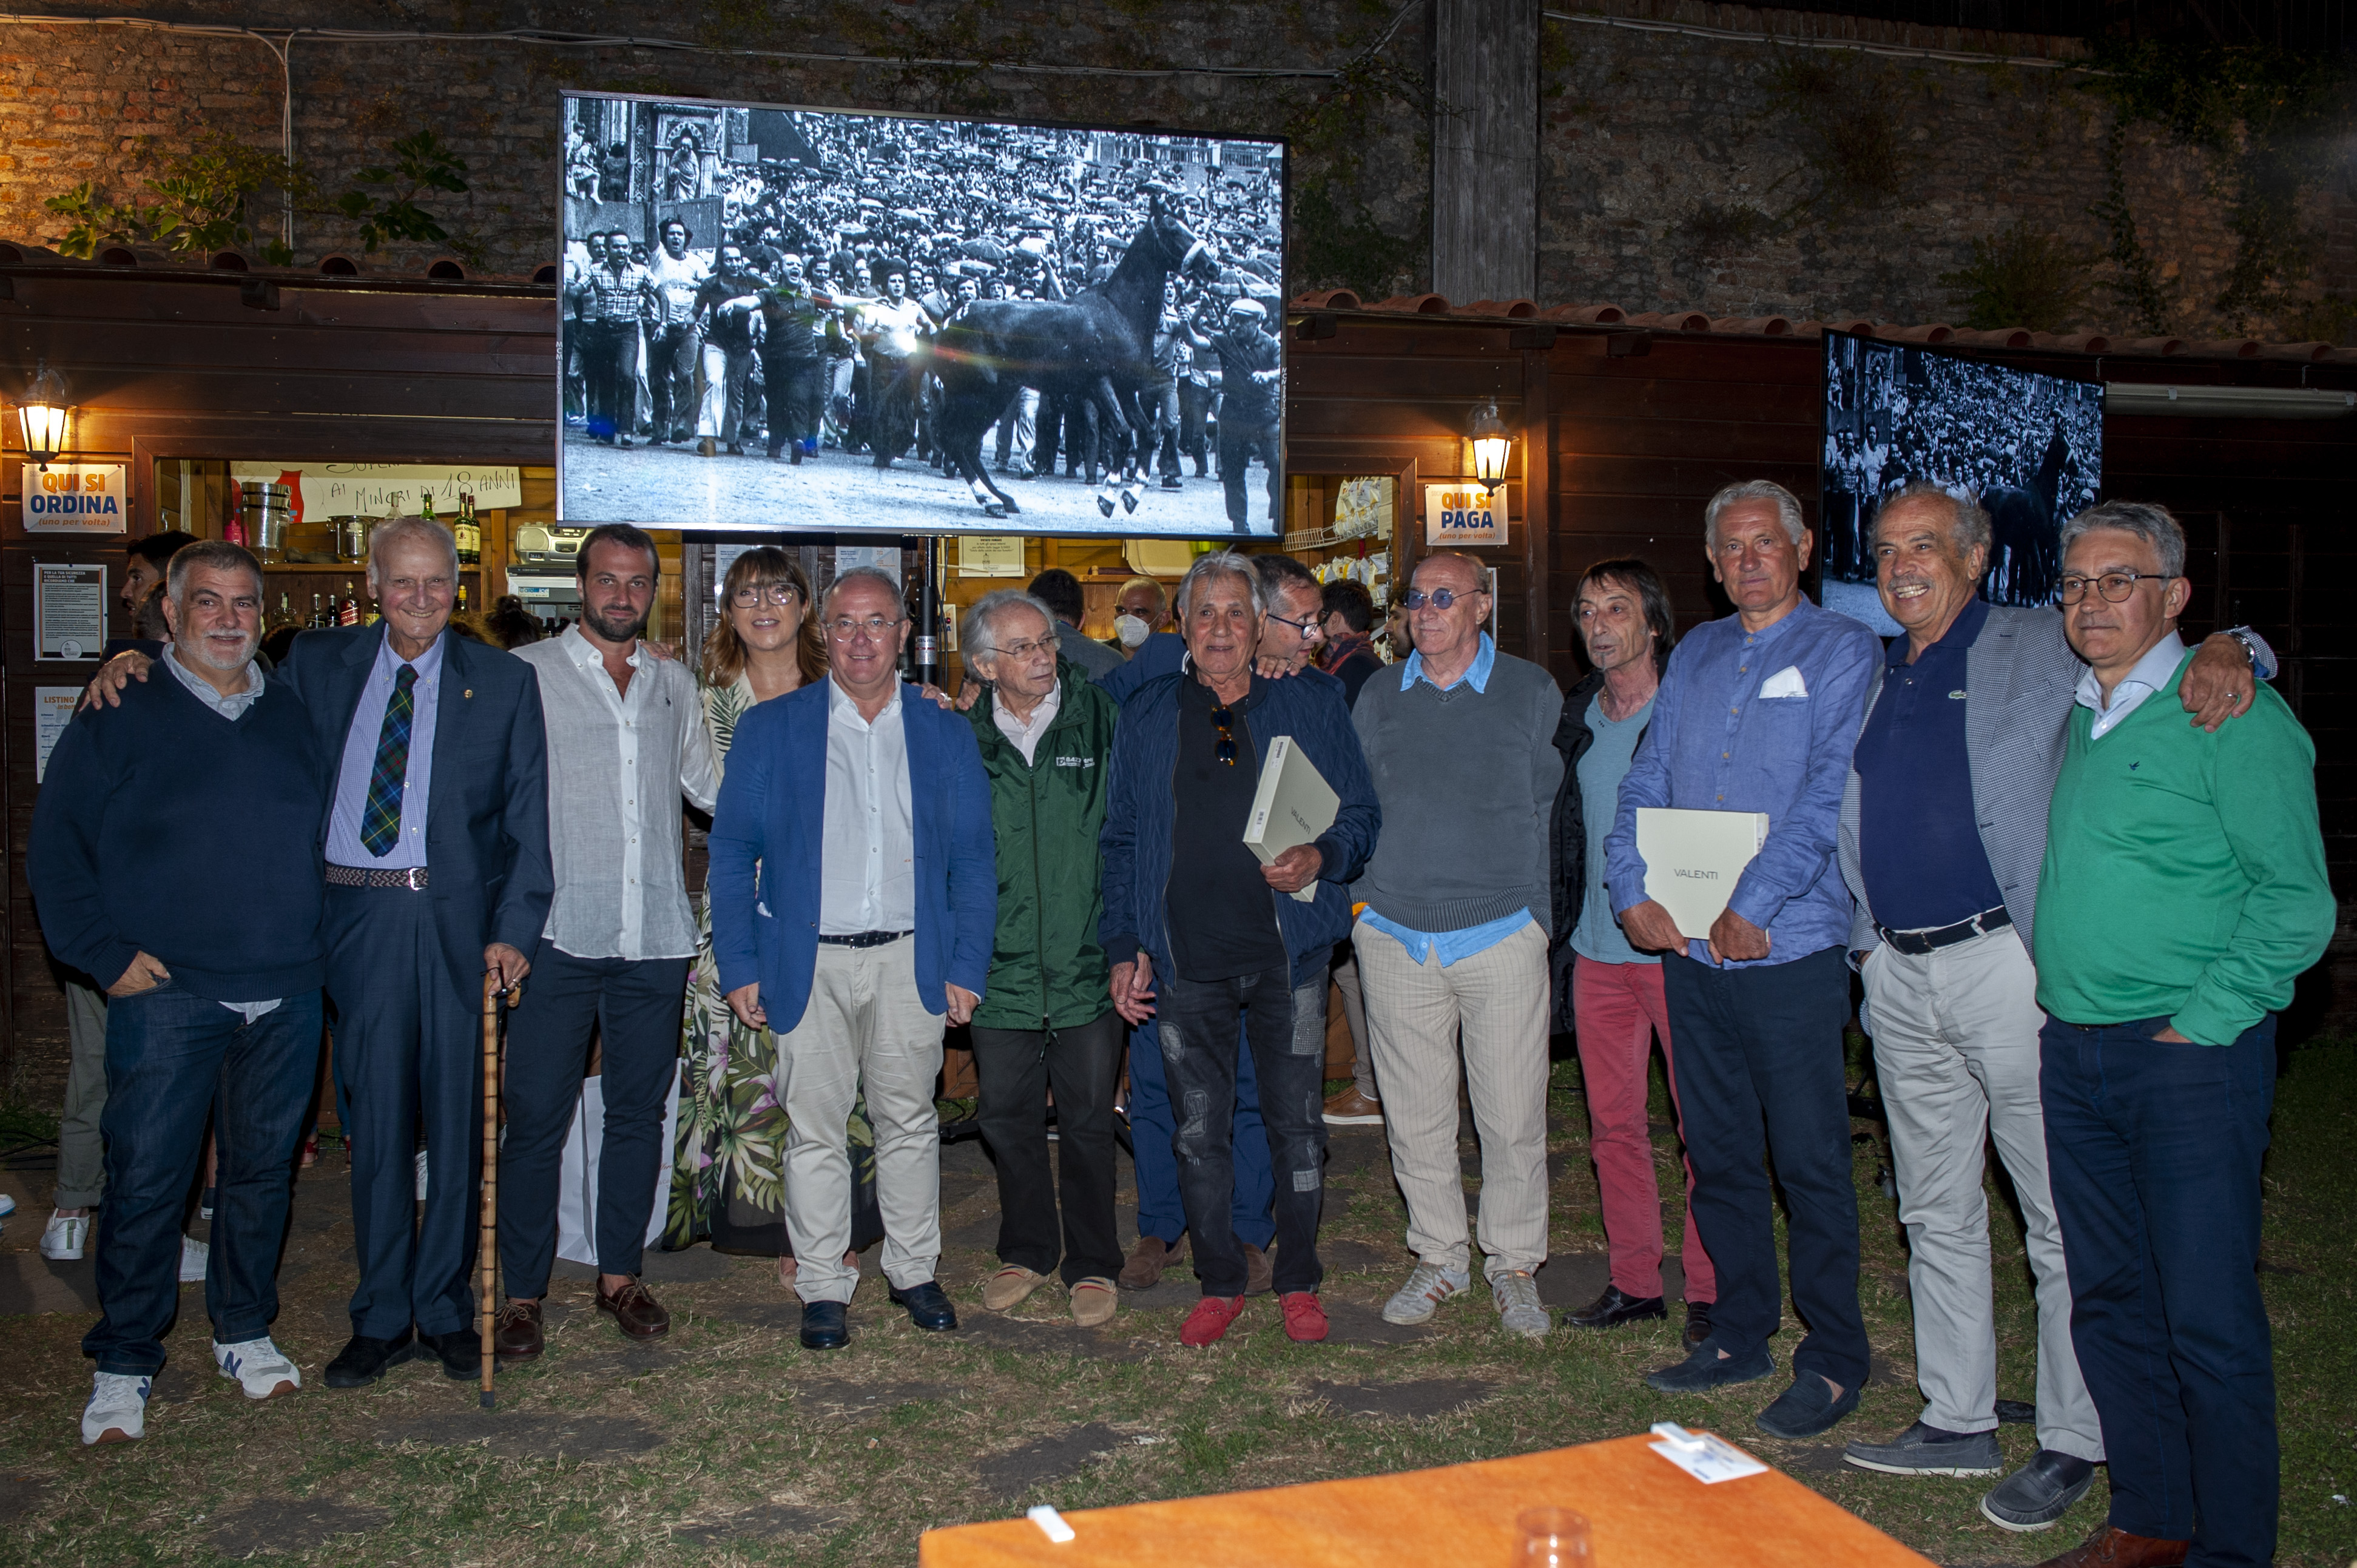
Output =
[{"x1": 1542, "y1": 7, "x2": 2096, "y2": 70}]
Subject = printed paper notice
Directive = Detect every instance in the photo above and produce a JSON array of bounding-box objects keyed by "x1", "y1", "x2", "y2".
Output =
[
  {"x1": 34, "y1": 562, "x2": 106, "y2": 661},
  {"x1": 35, "y1": 687, "x2": 79, "y2": 782},
  {"x1": 957, "y1": 536, "x2": 1025, "y2": 577}
]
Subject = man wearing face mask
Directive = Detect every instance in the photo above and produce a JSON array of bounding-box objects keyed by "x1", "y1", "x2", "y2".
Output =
[
  {"x1": 499, "y1": 526, "x2": 720, "y2": 1353},
  {"x1": 1098, "y1": 576, "x2": 1189, "y2": 705}
]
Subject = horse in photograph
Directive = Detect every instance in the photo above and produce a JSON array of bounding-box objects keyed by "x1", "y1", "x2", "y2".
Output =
[
  {"x1": 930, "y1": 195, "x2": 1222, "y2": 520},
  {"x1": 1983, "y1": 423, "x2": 2071, "y2": 606}
]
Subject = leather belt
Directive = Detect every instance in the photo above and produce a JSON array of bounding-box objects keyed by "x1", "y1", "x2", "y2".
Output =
[
  {"x1": 326, "y1": 864, "x2": 430, "y2": 890},
  {"x1": 1877, "y1": 906, "x2": 2008, "y2": 956},
  {"x1": 817, "y1": 929, "x2": 911, "y2": 948}
]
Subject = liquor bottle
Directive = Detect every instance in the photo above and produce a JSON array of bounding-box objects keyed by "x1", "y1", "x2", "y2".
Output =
[
  {"x1": 455, "y1": 491, "x2": 481, "y2": 565},
  {"x1": 276, "y1": 593, "x2": 294, "y2": 630},
  {"x1": 223, "y1": 483, "x2": 247, "y2": 547},
  {"x1": 456, "y1": 582, "x2": 470, "y2": 614},
  {"x1": 310, "y1": 593, "x2": 326, "y2": 628},
  {"x1": 339, "y1": 580, "x2": 359, "y2": 626},
  {"x1": 419, "y1": 490, "x2": 436, "y2": 523}
]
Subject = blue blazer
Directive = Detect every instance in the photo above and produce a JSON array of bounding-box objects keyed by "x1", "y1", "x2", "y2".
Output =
[
  {"x1": 709, "y1": 681, "x2": 997, "y2": 1034},
  {"x1": 277, "y1": 623, "x2": 554, "y2": 1006}
]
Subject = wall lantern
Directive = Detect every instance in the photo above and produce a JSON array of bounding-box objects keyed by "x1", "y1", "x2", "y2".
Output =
[
  {"x1": 15, "y1": 360, "x2": 72, "y2": 468},
  {"x1": 1468, "y1": 400, "x2": 1512, "y2": 494}
]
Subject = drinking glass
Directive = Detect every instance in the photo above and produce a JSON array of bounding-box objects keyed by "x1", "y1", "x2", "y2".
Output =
[{"x1": 1513, "y1": 1507, "x2": 1594, "y2": 1566}]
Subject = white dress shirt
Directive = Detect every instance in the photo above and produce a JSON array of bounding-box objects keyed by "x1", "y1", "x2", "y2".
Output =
[
  {"x1": 516, "y1": 626, "x2": 720, "y2": 960},
  {"x1": 2075, "y1": 631, "x2": 2187, "y2": 741},
  {"x1": 820, "y1": 677, "x2": 915, "y2": 934},
  {"x1": 991, "y1": 682, "x2": 1061, "y2": 766}
]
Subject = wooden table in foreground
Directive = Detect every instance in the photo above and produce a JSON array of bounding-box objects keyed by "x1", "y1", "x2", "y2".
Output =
[{"x1": 919, "y1": 1433, "x2": 1936, "y2": 1568}]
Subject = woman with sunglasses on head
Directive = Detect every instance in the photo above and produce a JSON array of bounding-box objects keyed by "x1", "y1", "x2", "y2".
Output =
[{"x1": 665, "y1": 548, "x2": 883, "y2": 1285}]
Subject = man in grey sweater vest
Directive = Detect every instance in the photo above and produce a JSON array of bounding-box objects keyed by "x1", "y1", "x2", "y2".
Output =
[{"x1": 1352, "y1": 553, "x2": 1566, "y2": 1338}]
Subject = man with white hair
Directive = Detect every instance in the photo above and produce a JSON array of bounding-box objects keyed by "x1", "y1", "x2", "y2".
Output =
[
  {"x1": 1607, "y1": 479, "x2": 1881, "y2": 1439},
  {"x1": 710, "y1": 566, "x2": 996, "y2": 1351},
  {"x1": 959, "y1": 590, "x2": 1127, "y2": 1325},
  {"x1": 1099, "y1": 551, "x2": 1380, "y2": 1346},
  {"x1": 33, "y1": 541, "x2": 331, "y2": 1445}
]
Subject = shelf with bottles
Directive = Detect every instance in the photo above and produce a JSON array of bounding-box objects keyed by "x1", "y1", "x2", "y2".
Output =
[{"x1": 260, "y1": 562, "x2": 484, "y2": 574}]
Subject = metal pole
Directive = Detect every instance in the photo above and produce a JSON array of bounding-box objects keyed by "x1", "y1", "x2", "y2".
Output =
[{"x1": 912, "y1": 536, "x2": 943, "y2": 688}]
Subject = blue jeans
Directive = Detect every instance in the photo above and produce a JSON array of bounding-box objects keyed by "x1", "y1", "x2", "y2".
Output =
[
  {"x1": 1127, "y1": 1018, "x2": 1273, "y2": 1251},
  {"x1": 1662, "y1": 946, "x2": 1869, "y2": 1390},
  {"x1": 1158, "y1": 964, "x2": 1327, "y2": 1297},
  {"x1": 84, "y1": 982, "x2": 323, "y2": 1375},
  {"x1": 2041, "y1": 1014, "x2": 2278, "y2": 1566}
]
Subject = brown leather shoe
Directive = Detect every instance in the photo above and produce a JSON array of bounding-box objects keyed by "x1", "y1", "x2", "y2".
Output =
[
  {"x1": 2034, "y1": 1526, "x2": 2190, "y2": 1568},
  {"x1": 1243, "y1": 1240, "x2": 1273, "y2": 1296},
  {"x1": 493, "y1": 1299, "x2": 544, "y2": 1361},
  {"x1": 1118, "y1": 1234, "x2": 1184, "y2": 1290},
  {"x1": 596, "y1": 1277, "x2": 671, "y2": 1340}
]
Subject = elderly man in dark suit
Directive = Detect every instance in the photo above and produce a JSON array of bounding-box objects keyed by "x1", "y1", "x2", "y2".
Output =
[
  {"x1": 1833, "y1": 483, "x2": 2270, "y2": 1537},
  {"x1": 286, "y1": 517, "x2": 551, "y2": 1388}
]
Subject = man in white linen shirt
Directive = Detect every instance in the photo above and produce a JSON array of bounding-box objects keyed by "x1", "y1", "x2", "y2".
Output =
[{"x1": 497, "y1": 525, "x2": 719, "y2": 1349}]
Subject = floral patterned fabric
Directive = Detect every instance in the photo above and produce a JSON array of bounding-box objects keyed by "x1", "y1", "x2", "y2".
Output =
[{"x1": 664, "y1": 672, "x2": 883, "y2": 1255}]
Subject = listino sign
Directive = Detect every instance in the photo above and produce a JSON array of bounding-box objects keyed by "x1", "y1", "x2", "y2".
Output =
[
  {"x1": 1424, "y1": 483, "x2": 1506, "y2": 546},
  {"x1": 22, "y1": 463, "x2": 127, "y2": 533}
]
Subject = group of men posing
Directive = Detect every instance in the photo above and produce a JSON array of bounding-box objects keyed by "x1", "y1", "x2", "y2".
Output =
[{"x1": 30, "y1": 479, "x2": 2324, "y2": 1568}]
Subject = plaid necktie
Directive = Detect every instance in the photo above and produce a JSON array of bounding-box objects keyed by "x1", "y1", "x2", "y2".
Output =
[{"x1": 359, "y1": 664, "x2": 418, "y2": 858}]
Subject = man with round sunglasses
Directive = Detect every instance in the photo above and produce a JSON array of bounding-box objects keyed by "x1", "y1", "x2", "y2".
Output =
[
  {"x1": 1352, "y1": 554, "x2": 1566, "y2": 1340},
  {"x1": 1099, "y1": 551, "x2": 1380, "y2": 1347}
]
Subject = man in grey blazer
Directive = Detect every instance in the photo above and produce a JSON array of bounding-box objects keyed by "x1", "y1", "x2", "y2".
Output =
[{"x1": 1835, "y1": 483, "x2": 2270, "y2": 1535}]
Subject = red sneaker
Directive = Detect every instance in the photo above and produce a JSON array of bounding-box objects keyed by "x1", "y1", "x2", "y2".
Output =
[
  {"x1": 1179, "y1": 1295, "x2": 1246, "y2": 1347},
  {"x1": 1280, "y1": 1291, "x2": 1329, "y2": 1342}
]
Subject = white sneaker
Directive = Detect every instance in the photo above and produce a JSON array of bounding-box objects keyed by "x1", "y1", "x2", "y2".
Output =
[
  {"x1": 1489, "y1": 1268, "x2": 1551, "y2": 1339},
  {"x1": 0, "y1": 1193, "x2": 14, "y2": 1220},
  {"x1": 415, "y1": 1149, "x2": 430, "y2": 1201},
  {"x1": 81, "y1": 1371, "x2": 150, "y2": 1445},
  {"x1": 1381, "y1": 1261, "x2": 1471, "y2": 1325},
  {"x1": 179, "y1": 1234, "x2": 209, "y2": 1284},
  {"x1": 213, "y1": 1335, "x2": 300, "y2": 1400},
  {"x1": 42, "y1": 1212, "x2": 89, "y2": 1260}
]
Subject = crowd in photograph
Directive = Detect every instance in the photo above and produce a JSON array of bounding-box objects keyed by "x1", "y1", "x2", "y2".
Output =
[
  {"x1": 29, "y1": 481, "x2": 2326, "y2": 1568},
  {"x1": 562, "y1": 110, "x2": 1287, "y2": 524}
]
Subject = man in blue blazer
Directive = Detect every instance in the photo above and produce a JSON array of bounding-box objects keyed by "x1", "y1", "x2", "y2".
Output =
[
  {"x1": 84, "y1": 518, "x2": 551, "y2": 1388},
  {"x1": 278, "y1": 519, "x2": 552, "y2": 1388},
  {"x1": 709, "y1": 566, "x2": 996, "y2": 1351}
]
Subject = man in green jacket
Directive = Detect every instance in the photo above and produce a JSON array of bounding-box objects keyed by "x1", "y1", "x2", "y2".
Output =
[
  {"x1": 2031, "y1": 502, "x2": 2332, "y2": 1568},
  {"x1": 960, "y1": 589, "x2": 1126, "y2": 1327}
]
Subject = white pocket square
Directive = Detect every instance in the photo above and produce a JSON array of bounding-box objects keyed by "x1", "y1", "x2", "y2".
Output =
[{"x1": 1759, "y1": 665, "x2": 1809, "y2": 699}]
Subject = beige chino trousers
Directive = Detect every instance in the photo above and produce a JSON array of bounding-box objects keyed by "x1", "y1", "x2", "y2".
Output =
[
  {"x1": 775, "y1": 936, "x2": 943, "y2": 1304},
  {"x1": 1353, "y1": 920, "x2": 1552, "y2": 1276}
]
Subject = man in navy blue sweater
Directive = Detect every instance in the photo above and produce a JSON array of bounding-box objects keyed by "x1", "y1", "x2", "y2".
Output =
[{"x1": 32, "y1": 541, "x2": 332, "y2": 1447}]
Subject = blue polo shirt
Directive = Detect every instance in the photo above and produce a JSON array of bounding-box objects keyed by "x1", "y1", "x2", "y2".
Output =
[{"x1": 1852, "y1": 595, "x2": 2006, "y2": 932}]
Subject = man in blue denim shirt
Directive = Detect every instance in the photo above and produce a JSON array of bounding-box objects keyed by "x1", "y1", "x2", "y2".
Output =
[{"x1": 1606, "y1": 480, "x2": 1880, "y2": 1439}]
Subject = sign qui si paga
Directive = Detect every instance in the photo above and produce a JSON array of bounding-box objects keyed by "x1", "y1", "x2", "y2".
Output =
[{"x1": 21, "y1": 464, "x2": 128, "y2": 533}]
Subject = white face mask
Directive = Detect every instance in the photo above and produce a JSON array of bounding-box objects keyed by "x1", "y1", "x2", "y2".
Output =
[{"x1": 1113, "y1": 613, "x2": 1152, "y2": 648}]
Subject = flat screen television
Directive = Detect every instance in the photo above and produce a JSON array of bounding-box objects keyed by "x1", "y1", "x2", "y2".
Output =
[
  {"x1": 1819, "y1": 329, "x2": 2102, "y2": 636},
  {"x1": 558, "y1": 92, "x2": 1287, "y2": 537}
]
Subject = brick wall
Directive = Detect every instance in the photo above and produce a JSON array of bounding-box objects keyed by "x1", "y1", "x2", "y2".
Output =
[{"x1": 0, "y1": 2, "x2": 2349, "y2": 338}]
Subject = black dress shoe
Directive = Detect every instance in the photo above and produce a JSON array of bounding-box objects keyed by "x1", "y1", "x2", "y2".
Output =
[
  {"x1": 1684, "y1": 1298, "x2": 1714, "y2": 1348},
  {"x1": 888, "y1": 1280, "x2": 959, "y2": 1332},
  {"x1": 325, "y1": 1331, "x2": 420, "y2": 1388},
  {"x1": 1565, "y1": 1284, "x2": 1667, "y2": 1330},
  {"x1": 422, "y1": 1328, "x2": 484, "y2": 1382},
  {"x1": 800, "y1": 1300, "x2": 848, "y2": 1351}
]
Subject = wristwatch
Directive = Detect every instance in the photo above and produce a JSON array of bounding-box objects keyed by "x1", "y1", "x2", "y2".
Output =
[{"x1": 2227, "y1": 628, "x2": 2264, "y2": 670}]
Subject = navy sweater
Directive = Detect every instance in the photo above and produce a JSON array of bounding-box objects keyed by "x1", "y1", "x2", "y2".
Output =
[{"x1": 31, "y1": 667, "x2": 330, "y2": 1001}]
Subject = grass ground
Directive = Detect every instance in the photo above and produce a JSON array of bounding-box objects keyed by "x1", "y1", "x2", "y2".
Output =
[{"x1": 0, "y1": 1040, "x2": 2349, "y2": 1567}]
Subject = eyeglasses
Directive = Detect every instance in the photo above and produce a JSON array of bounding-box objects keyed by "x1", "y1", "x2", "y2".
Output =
[
  {"x1": 996, "y1": 636, "x2": 1056, "y2": 661},
  {"x1": 1210, "y1": 702, "x2": 1238, "y2": 767},
  {"x1": 1264, "y1": 610, "x2": 1322, "y2": 640},
  {"x1": 2059, "y1": 571, "x2": 2170, "y2": 605},
  {"x1": 729, "y1": 584, "x2": 801, "y2": 608},
  {"x1": 826, "y1": 614, "x2": 903, "y2": 639},
  {"x1": 1403, "y1": 585, "x2": 1485, "y2": 610}
]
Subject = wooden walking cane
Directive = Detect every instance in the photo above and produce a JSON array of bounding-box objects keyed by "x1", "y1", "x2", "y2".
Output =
[{"x1": 479, "y1": 972, "x2": 522, "y2": 1409}]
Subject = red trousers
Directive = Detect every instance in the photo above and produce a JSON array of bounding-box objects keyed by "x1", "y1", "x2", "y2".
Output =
[{"x1": 1572, "y1": 956, "x2": 1716, "y2": 1304}]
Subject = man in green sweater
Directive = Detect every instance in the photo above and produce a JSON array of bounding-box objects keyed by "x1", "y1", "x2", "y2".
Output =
[{"x1": 2032, "y1": 502, "x2": 2332, "y2": 1568}]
